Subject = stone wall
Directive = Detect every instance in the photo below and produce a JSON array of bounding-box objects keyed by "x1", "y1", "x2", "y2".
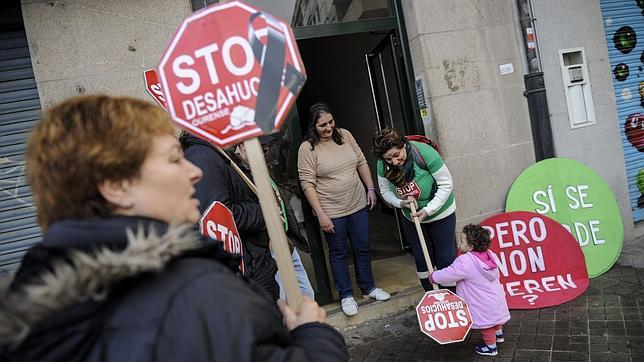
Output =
[
  {"x1": 401, "y1": 0, "x2": 535, "y2": 229},
  {"x1": 22, "y1": 0, "x2": 191, "y2": 108}
]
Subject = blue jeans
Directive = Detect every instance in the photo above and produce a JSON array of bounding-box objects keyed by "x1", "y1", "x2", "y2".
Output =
[
  {"x1": 323, "y1": 208, "x2": 376, "y2": 299},
  {"x1": 273, "y1": 248, "x2": 315, "y2": 300},
  {"x1": 401, "y1": 212, "x2": 456, "y2": 278}
]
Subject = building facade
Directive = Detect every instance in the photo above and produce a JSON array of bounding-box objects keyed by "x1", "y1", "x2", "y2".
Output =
[{"x1": 1, "y1": 0, "x2": 640, "y2": 305}]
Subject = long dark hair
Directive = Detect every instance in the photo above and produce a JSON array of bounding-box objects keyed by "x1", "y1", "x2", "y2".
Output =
[{"x1": 304, "y1": 102, "x2": 343, "y2": 150}]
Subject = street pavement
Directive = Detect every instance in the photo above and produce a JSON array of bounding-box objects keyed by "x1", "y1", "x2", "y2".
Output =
[{"x1": 346, "y1": 249, "x2": 644, "y2": 361}]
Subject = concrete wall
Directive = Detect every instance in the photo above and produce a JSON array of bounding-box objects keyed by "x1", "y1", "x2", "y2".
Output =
[
  {"x1": 21, "y1": 0, "x2": 635, "y2": 243},
  {"x1": 531, "y1": 0, "x2": 636, "y2": 242},
  {"x1": 21, "y1": 0, "x2": 192, "y2": 108},
  {"x1": 401, "y1": 0, "x2": 535, "y2": 229}
]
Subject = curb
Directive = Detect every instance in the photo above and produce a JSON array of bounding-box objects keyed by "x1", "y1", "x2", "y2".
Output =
[{"x1": 324, "y1": 286, "x2": 426, "y2": 332}]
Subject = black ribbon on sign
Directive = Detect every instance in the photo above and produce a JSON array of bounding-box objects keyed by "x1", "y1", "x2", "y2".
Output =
[{"x1": 248, "y1": 12, "x2": 305, "y2": 133}]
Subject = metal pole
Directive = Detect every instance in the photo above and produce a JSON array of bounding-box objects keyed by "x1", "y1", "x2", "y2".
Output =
[{"x1": 516, "y1": 0, "x2": 555, "y2": 161}]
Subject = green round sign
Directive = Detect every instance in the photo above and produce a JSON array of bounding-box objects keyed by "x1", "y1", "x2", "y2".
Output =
[{"x1": 506, "y1": 158, "x2": 623, "y2": 278}]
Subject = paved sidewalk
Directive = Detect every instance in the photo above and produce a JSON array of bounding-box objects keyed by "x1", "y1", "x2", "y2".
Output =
[{"x1": 346, "y1": 262, "x2": 644, "y2": 361}]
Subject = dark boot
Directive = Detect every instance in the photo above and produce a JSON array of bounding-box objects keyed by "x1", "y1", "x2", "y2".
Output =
[
  {"x1": 441, "y1": 285, "x2": 457, "y2": 294},
  {"x1": 419, "y1": 278, "x2": 432, "y2": 292}
]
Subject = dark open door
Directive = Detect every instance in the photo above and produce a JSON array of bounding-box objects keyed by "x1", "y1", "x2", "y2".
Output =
[
  {"x1": 365, "y1": 31, "x2": 416, "y2": 133},
  {"x1": 365, "y1": 31, "x2": 418, "y2": 251}
]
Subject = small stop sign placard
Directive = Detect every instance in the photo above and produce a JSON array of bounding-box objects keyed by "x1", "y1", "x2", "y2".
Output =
[
  {"x1": 199, "y1": 201, "x2": 244, "y2": 273},
  {"x1": 144, "y1": 69, "x2": 167, "y2": 109},
  {"x1": 158, "y1": 1, "x2": 306, "y2": 147},
  {"x1": 416, "y1": 289, "x2": 472, "y2": 344}
]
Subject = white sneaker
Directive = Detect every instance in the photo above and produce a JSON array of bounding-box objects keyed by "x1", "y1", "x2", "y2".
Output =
[
  {"x1": 341, "y1": 297, "x2": 358, "y2": 316},
  {"x1": 367, "y1": 288, "x2": 391, "y2": 301}
]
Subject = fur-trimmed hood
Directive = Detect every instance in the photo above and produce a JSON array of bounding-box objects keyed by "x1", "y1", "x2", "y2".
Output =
[{"x1": 0, "y1": 219, "x2": 205, "y2": 349}]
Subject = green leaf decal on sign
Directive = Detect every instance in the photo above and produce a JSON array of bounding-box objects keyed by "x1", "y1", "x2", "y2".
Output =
[{"x1": 506, "y1": 158, "x2": 623, "y2": 278}]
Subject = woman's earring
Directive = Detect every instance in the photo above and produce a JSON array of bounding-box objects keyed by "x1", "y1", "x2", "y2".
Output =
[{"x1": 122, "y1": 198, "x2": 135, "y2": 209}]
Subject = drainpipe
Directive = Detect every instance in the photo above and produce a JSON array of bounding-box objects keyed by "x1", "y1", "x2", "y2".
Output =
[{"x1": 516, "y1": 0, "x2": 555, "y2": 161}]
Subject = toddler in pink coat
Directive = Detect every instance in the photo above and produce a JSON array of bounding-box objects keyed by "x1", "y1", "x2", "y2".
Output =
[{"x1": 430, "y1": 224, "x2": 510, "y2": 356}]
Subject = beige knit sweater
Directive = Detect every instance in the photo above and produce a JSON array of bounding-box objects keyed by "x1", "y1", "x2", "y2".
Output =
[{"x1": 297, "y1": 128, "x2": 368, "y2": 218}]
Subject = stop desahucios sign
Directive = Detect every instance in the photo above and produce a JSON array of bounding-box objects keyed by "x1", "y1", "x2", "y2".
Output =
[
  {"x1": 199, "y1": 201, "x2": 244, "y2": 274},
  {"x1": 416, "y1": 289, "x2": 472, "y2": 344},
  {"x1": 158, "y1": 1, "x2": 306, "y2": 148}
]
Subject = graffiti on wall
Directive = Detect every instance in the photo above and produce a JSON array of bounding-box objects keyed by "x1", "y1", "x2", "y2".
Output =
[
  {"x1": 600, "y1": 0, "x2": 644, "y2": 221},
  {"x1": 0, "y1": 156, "x2": 35, "y2": 209}
]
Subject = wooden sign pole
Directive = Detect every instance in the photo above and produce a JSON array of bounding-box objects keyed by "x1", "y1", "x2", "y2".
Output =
[
  {"x1": 244, "y1": 137, "x2": 303, "y2": 311},
  {"x1": 409, "y1": 199, "x2": 439, "y2": 290},
  {"x1": 211, "y1": 145, "x2": 258, "y2": 195}
]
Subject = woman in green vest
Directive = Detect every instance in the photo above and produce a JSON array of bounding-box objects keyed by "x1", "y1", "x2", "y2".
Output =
[{"x1": 372, "y1": 128, "x2": 456, "y2": 291}]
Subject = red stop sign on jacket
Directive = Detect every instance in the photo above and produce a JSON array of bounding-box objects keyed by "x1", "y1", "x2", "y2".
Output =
[
  {"x1": 416, "y1": 289, "x2": 472, "y2": 344},
  {"x1": 158, "y1": 1, "x2": 306, "y2": 147},
  {"x1": 199, "y1": 201, "x2": 244, "y2": 273}
]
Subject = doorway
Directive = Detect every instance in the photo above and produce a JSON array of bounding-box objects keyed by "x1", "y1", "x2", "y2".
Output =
[
  {"x1": 297, "y1": 30, "x2": 404, "y2": 259},
  {"x1": 276, "y1": 29, "x2": 421, "y2": 304}
]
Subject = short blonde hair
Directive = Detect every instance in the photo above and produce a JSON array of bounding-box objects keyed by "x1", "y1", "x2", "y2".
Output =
[{"x1": 27, "y1": 95, "x2": 175, "y2": 229}]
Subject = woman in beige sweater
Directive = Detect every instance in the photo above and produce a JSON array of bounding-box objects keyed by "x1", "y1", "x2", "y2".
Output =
[{"x1": 297, "y1": 102, "x2": 390, "y2": 316}]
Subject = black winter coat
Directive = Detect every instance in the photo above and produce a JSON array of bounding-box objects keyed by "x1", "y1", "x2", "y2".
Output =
[
  {"x1": 181, "y1": 134, "x2": 278, "y2": 299},
  {"x1": 0, "y1": 216, "x2": 348, "y2": 361},
  {"x1": 182, "y1": 134, "x2": 268, "y2": 247}
]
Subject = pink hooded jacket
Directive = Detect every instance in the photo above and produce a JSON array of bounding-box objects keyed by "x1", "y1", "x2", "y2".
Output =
[{"x1": 431, "y1": 251, "x2": 510, "y2": 329}]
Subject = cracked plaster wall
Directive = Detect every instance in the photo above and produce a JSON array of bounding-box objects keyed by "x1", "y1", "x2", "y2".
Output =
[
  {"x1": 21, "y1": 0, "x2": 191, "y2": 108},
  {"x1": 401, "y1": 0, "x2": 636, "y2": 243},
  {"x1": 401, "y1": 0, "x2": 534, "y2": 230}
]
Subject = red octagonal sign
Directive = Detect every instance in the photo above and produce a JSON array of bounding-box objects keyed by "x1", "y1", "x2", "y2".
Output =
[
  {"x1": 158, "y1": 1, "x2": 306, "y2": 147},
  {"x1": 200, "y1": 201, "x2": 244, "y2": 274},
  {"x1": 416, "y1": 289, "x2": 472, "y2": 345}
]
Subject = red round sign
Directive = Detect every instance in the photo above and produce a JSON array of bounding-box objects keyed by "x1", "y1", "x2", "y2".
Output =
[
  {"x1": 158, "y1": 1, "x2": 306, "y2": 147},
  {"x1": 482, "y1": 211, "x2": 589, "y2": 309},
  {"x1": 199, "y1": 201, "x2": 244, "y2": 273},
  {"x1": 416, "y1": 289, "x2": 472, "y2": 345}
]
